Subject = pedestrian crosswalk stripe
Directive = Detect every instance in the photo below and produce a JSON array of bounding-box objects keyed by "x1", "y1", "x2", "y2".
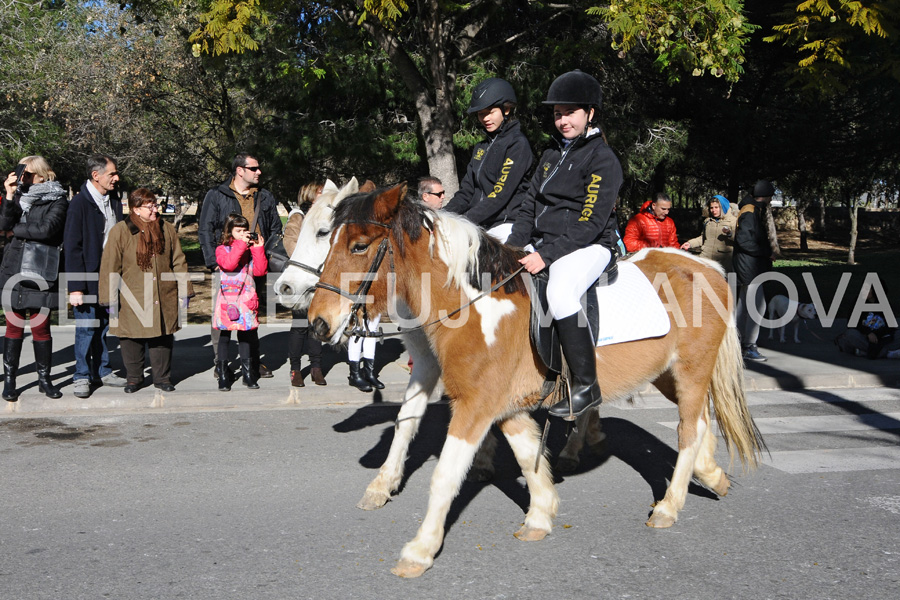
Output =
[
  {"x1": 654, "y1": 412, "x2": 900, "y2": 473},
  {"x1": 760, "y1": 447, "x2": 900, "y2": 474},
  {"x1": 738, "y1": 413, "x2": 900, "y2": 435},
  {"x1": 659, "y1": 413, "x2": 900, "y2": 435}
]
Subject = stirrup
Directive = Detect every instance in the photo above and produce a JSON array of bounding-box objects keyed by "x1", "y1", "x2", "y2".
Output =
[{"x1": 548, "y1": 377, "x2": 601, "y2": 421}]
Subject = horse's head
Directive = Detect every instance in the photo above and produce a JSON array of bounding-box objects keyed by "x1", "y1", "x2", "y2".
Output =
[
  {"x1": 274, "y1": 178, "x2": 375, "y2": 310},
  {"x1": 309, "y1": 182, "x2": 423, "y2": 344}
]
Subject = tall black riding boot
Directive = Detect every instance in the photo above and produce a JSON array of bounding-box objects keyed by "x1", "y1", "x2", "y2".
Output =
[
  {"x1": 361, "y1": 358, "x2": 385, "y2": 390},
  {"x1": 241, "y1": 358, "x2": 260, "y2": 389},
  {"x1": 216, "y1": 360, "x2": 232, "y2": 392},
  {"x1": 548, "y1": 312, "x2": 602, "y2": 419},
  {"x1": 2, "y1": 337, "x2": 23, "y2": 402},
  {"x1": 347, "y1": 361, "x2": 373, "y2": 392},
  {"x1": 33, "y1": 340, "x2": 63, "y2": 399}
]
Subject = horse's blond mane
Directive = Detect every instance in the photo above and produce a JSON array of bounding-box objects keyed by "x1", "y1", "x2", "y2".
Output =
[{"x1": 432, "y1": 212, "x2": 483, "y2": 289}]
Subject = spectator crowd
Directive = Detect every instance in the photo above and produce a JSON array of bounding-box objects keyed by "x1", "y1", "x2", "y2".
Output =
[{"x1": 4, "y1": 73, "x2": 895, "y2": 406}]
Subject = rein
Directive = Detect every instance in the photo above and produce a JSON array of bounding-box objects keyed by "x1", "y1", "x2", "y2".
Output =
[{"x1": 314, "y1": 220, "x2": 526, "y2": 340}]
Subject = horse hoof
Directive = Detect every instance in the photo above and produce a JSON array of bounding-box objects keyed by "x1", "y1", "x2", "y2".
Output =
[
  {"x1": 467, "y1": 466, "x2": 494, "y2": 483},
  {"x1": 711, "y1": 473, "x2": 731, "y2": 497},
  {"x1": 555, "y1": 456, "x2": 580, "y2": 474},
  {"x1": 646, "y1": 512, "x2": 676, "y2": 528},
  {"x1": 357, "y1": 490, "x2": 390, "y2": 511},
  {"x1": 514, "y1": 525, "x2": 549, "y2": 542},
  {"x1": 391, "y1": 558, "x2": 429, "y2": 578}
]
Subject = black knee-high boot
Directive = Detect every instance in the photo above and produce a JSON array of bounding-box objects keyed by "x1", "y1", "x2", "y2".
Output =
[
  {"x1": 347, "y1": 361, "x2": 373, "y2": 392},
  {"x1": 241, "y1": 358, "x2": 260, "y2": 389},
  {"x1": 216, "y1": 360, "x2": 232, "y2": 391},
  {"x1": 548, "y1": 313, "x2": 602, "y2": 419},
  {"x1": 2, "y1": 337, "x2": 23, "y2": 402},
  {"x1": 34, "y1": 340, "x2": 63, "y2": 399},
  {"x1": 361, "y1": 358, "x2": 385, "y2": 390}
]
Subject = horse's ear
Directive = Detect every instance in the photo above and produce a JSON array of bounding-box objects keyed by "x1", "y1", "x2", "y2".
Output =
[
  {"x1": 372, "y1": 182, "x2": 408, "y2": 223},
  {"x1": 360, "y1": 179, "x2": 376, "y2": 193}
]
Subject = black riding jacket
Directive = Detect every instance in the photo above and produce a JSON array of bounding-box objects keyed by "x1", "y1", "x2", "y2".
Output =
[
  {"x1": 444, "y1": 120, "x2": 534, "y2": 228},
  {"x1": 507, "y1": 131, "x2": 623, "y2": 266}
]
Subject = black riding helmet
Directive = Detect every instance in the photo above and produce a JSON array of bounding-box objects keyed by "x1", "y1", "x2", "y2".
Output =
[
  {"x1": 543, "y1": 70, "x2": 603, "y2": 127},
  {"x1": 467, "y1": 78, "x2": 518, "y2": 114}
]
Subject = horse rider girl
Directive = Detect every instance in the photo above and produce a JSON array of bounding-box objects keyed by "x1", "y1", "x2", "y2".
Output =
[
  {"x1": 444, "y1": 77, "x2": 534, "y2": 243},
  {"x1": 506, "y1": 69, "x2": 624, "y2": 419}
]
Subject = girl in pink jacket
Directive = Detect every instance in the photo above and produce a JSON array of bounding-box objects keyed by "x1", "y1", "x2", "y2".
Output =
[{"x1": 213, "y1": 213, "x2": 268, "y2": 391}]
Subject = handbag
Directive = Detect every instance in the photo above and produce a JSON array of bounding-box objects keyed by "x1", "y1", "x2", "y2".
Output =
[
  {"x1": 249, "y1": 195, "x2": 289, "y2": 273},
  {"x1": 219, "y1": 278, "x2": 246, "y2": 322},
  {"x1": 264, "y1": 235, "x2": 289, "y2": 273},
  {"x1": 21, "y1": 240, "x2": 61, "y2": 282}
]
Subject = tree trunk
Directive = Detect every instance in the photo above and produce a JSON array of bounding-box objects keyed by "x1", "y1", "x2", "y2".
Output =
[
  {"x1": 817, "y1": 195, "x2": 826, "y2": 236},
  {"x1": 797, "y1": 198, "x2": 809, "y2": 251},
  {"x1": 765, "y1": 205, "x2": 782, "y2": 259},
  {"x1": 848, "y1": 200, "x2": 858, "y2": 265},
  {"x1": 353, "y1": 4, "x2": 460, "y2": 196}
]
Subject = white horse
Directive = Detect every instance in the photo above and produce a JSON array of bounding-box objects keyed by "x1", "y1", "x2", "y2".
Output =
[{"x1": 273, "y1": 179, "x2": 602, "y2": 508}]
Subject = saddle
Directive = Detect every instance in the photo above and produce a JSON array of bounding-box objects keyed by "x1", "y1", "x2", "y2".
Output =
[{"x1": 527, "y1": 253, "x2": 619, "y2": 374}]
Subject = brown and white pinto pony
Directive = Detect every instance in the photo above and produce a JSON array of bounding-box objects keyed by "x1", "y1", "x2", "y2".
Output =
[{"x1": 308, "y1": 183, "x2": 765, "y2": 578}]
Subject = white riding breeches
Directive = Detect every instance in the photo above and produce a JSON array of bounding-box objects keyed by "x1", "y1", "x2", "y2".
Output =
[
  {"x1": 348, "y1": 314, "x2": 381, "y2": 361},
  {"x1": 546, "y1": 245, "x2": 611, "y2": 320}
]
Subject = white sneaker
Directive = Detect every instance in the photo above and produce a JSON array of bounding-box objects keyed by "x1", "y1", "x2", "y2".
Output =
[
  {"x1": 100, "y1": 373, "x2": 128, "y2": 387},
  {"x1": 73, "y1": 379, "x2": 92, "y2": 398}
]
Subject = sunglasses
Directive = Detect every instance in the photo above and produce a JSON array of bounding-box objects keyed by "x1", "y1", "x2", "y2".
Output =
[
  {"x1": 241, "y1": 165, "x2": 261, "y2": 172},
  {"x1": 428, "y1": 190, "x2": 445, "y2": 197}
]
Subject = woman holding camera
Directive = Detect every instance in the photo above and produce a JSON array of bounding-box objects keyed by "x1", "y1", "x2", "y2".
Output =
[{"x1": 1, "y1": 156, "x2": 68, "y2": 401}]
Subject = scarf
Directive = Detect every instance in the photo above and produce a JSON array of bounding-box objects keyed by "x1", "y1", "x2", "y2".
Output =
[
  {"x1": 17, "y1": 180, "x2": 66, "y2": 221},
  {"x1": 129, "y1": 212, "x2": 165, "y2": 271}
]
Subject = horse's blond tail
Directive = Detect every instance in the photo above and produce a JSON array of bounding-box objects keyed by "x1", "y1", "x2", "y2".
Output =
[{"x1": 708, "y1": 317, "x2": 767, "y2": 471}]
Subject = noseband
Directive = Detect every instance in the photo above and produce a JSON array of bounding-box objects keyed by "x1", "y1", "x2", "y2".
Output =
[{"x1": 284, "y1": 258, "x2": 323, "y2": 278}]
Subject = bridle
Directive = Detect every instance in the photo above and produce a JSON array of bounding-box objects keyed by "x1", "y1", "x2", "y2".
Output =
[
  {"x1": 283, "y1": 258, "x2": 322, "y2": 277},
  {"x1": 314, "y1": 220, "x2": 394, "y2": 338},
  {"x1": 314, "y1": 219, "x2": 524, "y2": 340}
]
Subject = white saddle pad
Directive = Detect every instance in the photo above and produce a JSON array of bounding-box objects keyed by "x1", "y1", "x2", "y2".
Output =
[{"x1": 594, "y1": 262, "x2": 670, "y2": 347}]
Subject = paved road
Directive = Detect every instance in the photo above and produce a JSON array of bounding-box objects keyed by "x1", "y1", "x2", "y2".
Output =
[{"x1": 2, "y1": 386, "x2": 898, "y2": 599}]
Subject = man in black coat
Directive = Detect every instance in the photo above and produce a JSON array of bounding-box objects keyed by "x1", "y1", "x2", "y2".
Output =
[
  {"x1": 733, "y1": 179, "x2": 775, "y2": 362},
  {"x1": 198, "y1": 153, "x2": 283, "y2": 379},
  {"x1": 63, "y1": 154, "x2": 128, "y2": 397}
]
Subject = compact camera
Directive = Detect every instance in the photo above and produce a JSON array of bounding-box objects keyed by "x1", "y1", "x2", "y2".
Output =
[
  {"x1": 11, "y1": 163, "x2": 28, "y2": 196},
  {"x1": 248, "y1": 232, "x2": 259, "y2": 241}
]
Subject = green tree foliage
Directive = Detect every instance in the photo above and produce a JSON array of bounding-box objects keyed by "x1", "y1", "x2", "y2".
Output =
[
  {"x1": 189, "y1": 0, "x2": 270, "y2": 56},
  {"x1": 588, "y1": 0, "x2": 757, "y2": 82},
  {"x1": 765, "y1": 0, "x2": 899, "y2": 90}
]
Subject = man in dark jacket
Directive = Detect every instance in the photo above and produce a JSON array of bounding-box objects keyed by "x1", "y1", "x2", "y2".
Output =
[
  {"x1": 63, "y1": 154, "x2": 128, "y2": 397},
  {"x1": 198, "y1": 153, "x2": 283, "y2": 379},
  {"x1": 733, "y1": 179, "x2": 775, "y2": 362}
]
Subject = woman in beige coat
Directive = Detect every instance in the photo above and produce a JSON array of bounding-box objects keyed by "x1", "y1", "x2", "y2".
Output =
[
  {"x1": 681, "y1": 194, "x2": 738, "y2": 272},
  {"x1": 99, "y1": 188, "x2": 194, "y2": 392}
]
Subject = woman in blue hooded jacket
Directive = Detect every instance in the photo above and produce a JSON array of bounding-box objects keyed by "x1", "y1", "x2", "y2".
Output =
[{"x1": 681, "y1": 194, "x2": 738, "y2": 271}]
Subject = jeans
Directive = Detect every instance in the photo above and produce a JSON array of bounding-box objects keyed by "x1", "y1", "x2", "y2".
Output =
[
  {"x1": 736, "y1": 283, "x2": 766, "y2": 347},
  {"x1": 73, "y1": 303, "x2": 113, "y2": 382}
]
